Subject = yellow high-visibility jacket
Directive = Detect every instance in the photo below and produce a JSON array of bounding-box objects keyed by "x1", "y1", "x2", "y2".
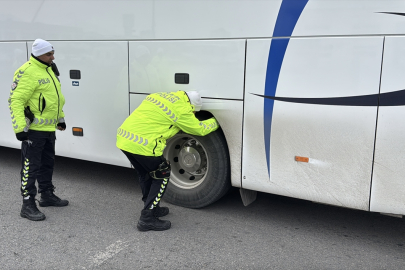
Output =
[
  {"x1": 117, "y1": 91, "x2": 219, "y2": 156},
  {"x1": 8, "y1": 56, "x2": 65, "y2": 133}
]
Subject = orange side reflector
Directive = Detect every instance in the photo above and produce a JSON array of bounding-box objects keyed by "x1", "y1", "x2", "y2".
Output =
[
  {"x1": 72, "y1": 127, "x2": 83, "y2": 136},
  {"x1": 295, "y1": 156, "x2": 309, "y2": 163}
]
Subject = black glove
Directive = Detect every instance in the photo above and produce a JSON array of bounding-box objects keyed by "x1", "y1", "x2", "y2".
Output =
[
  {"x1": 57, "y1": 122, "x2": 66, "y2": 130},
  {"x1": 16, "y1": 132, "x2": 28, "y2": 141},
  {"x1": 24, "y1": 106, "x2": 34, "y2": 124}
]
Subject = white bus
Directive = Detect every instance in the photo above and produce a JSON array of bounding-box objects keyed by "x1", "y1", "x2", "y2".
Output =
[{"x1": 2, "y1": 0, "x2": 405, "y2": 216}]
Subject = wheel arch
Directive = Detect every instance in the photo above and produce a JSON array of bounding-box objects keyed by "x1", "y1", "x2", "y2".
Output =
[{"x1": 162, "y1": 110, "x2": 232, "y2": 208}]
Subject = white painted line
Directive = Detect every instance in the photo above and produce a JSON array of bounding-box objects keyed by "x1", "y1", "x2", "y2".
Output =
[{"x1": 90, "y1": 240, "x2": 129, "y2": 267}]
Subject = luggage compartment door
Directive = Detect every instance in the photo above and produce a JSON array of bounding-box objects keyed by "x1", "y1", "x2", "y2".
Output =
[{"x1": 243, "y1": 37, "x2": 383, "y2": 210}]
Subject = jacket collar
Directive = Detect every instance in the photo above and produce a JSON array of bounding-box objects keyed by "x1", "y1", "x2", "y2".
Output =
[{"x1": 30, "y1": 54, "x2": 51, "y2": 68}]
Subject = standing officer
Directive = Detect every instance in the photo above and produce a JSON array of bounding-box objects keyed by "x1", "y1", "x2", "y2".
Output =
[
  {"x1": 117, "y1": 90, "x2": 219, "y2": 231},
  {"x1": 8, "y1": 38, "x2": 69, "y2": 221}
]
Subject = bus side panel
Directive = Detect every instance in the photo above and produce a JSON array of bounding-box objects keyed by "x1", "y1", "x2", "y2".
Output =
[
  {"x1": 128, "y1": 40, "x2": 246, "y2": 187},
  {"x1": 1, "y1": 1, "x2": 405, "y2": 40},
  {"x1": 0, "y1": 0, "x2": 280, "y2": 41},
  {"x1": 45, "y1": 41, "x2": 130, "y2": 167},
  {"x1": 295, "y1": 1, "x2": 405, "y2": 37},
  {"x1": 371, "y1": 36, "x2": 405, "y2": 215},
  {"x1": 243, "y1": 37, "x2": 383, "y2": 210},
  {"x1": 128, "y1": 40, "x2": 245, "y2": 99},
  {"x1": 0, "y1": 42, "x2": 28, "y2": 149}
]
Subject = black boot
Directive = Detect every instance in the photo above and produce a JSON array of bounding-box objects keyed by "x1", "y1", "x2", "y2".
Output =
[
  {"x1": 39, "y1": 190, "x2": 69, "y2": 207},
  {"x1": 154, "y1": 205, "x2": 169, "y2": 217},
  {"x1": 20, "y1": 197, "x2": 46, "y2": 221},
  {"x1": 137, "y1": 209, "x2": 171, "y2": 231}
]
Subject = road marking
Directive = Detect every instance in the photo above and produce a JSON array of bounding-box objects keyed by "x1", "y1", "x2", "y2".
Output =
[{"x1": 89, "y1": 240, "x2": 129, "y2": 267}]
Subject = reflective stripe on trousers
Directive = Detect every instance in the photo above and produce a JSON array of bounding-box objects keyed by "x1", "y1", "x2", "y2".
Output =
[
  {"x1": 149, "y1": 178, "x2": 169, "y2": 210},
  {"x1": 120, "y1": 150, "x2": 169, "y2": 210},
  {"x1": 20, "y1": 130, "x2": 56, "y2": 198}
]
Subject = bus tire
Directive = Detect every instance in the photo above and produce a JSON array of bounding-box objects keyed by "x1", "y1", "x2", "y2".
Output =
[{"x1": 163, "y1": 128, "x2": 231, "y2": 208}]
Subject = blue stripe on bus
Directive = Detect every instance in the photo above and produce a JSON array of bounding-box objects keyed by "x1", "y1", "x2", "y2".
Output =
[
  {"x1": 255, "y1": 89, "x2": 405, "y2": 107},
  {"x1": 264, "y1": 0, "x2": 309, "y2": 175}
]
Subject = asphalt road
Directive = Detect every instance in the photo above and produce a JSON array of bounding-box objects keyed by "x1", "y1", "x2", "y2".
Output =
[{"x1": 1, "y1": 146, "x2": 405, "y2": 270}]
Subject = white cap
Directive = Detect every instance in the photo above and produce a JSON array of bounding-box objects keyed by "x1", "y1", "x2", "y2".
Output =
[
  {"x1": 32, "y1": 39, "x2": 54, "y2": 57},
  {"x1": 186, "y1": 91, "x2": 202, "y2": 111}
]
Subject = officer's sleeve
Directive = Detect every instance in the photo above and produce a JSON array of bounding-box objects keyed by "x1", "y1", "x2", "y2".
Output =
[
  {"x1": 59, "y1": 110, "x2": 65, "y2": 123},
  {"x1": 174, "y1": 110, "x2": 219, "y2": 136},
  {"x1": 8, "y1": 70, "x2": 34, "y2": 134}
]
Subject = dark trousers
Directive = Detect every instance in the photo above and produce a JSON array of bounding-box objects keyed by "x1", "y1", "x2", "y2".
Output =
[
  {"x1": 122, "y1": 150, "x2": 169, "y2": 210},
  {"x1": 20, "y1": 130, "x2": 56, "y2": 198}
]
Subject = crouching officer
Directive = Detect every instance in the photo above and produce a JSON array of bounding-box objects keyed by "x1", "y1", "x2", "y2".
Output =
[
  {"x1": 8, "y1": 39, "x2": 69, "y2": 221},
  {"x1": 117, "y1": 91, "x2": 219, "y2": 231}
]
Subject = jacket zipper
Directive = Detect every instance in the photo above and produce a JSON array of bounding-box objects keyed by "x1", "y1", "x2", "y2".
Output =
[
  {"x1": 153, "y1": 126, "x2": 172, "y2": 154},
  {"x1": 152, "y1": 139, "x2": 158, "y2": 155},
  {"x1": 46, "y1": 67, "x2": 60, "y2": 126},
  {"x1": 38, "y1": 93, "x2": 42, "y2": 114}
]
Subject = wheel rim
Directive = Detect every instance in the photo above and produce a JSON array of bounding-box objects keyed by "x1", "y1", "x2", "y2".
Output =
[{"x1": 164, "y1": 134, "x2": 208, "y2": 189}]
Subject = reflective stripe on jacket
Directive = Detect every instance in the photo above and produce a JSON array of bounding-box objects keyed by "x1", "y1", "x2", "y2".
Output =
[
  {"x1": 8, "y1": 56, "x2": 65, "y2": 133},
  {"x1": 116, "y1": 91, "x2": 219, "y2": 156}
]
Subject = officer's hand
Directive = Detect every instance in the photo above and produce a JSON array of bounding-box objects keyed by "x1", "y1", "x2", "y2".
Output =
[
  {"x1": 57, "y1": 122, "x2": 66, "y2": 131},
  {"x1": 16, "y1": 132, "x2": 28, "y2": 141}
]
